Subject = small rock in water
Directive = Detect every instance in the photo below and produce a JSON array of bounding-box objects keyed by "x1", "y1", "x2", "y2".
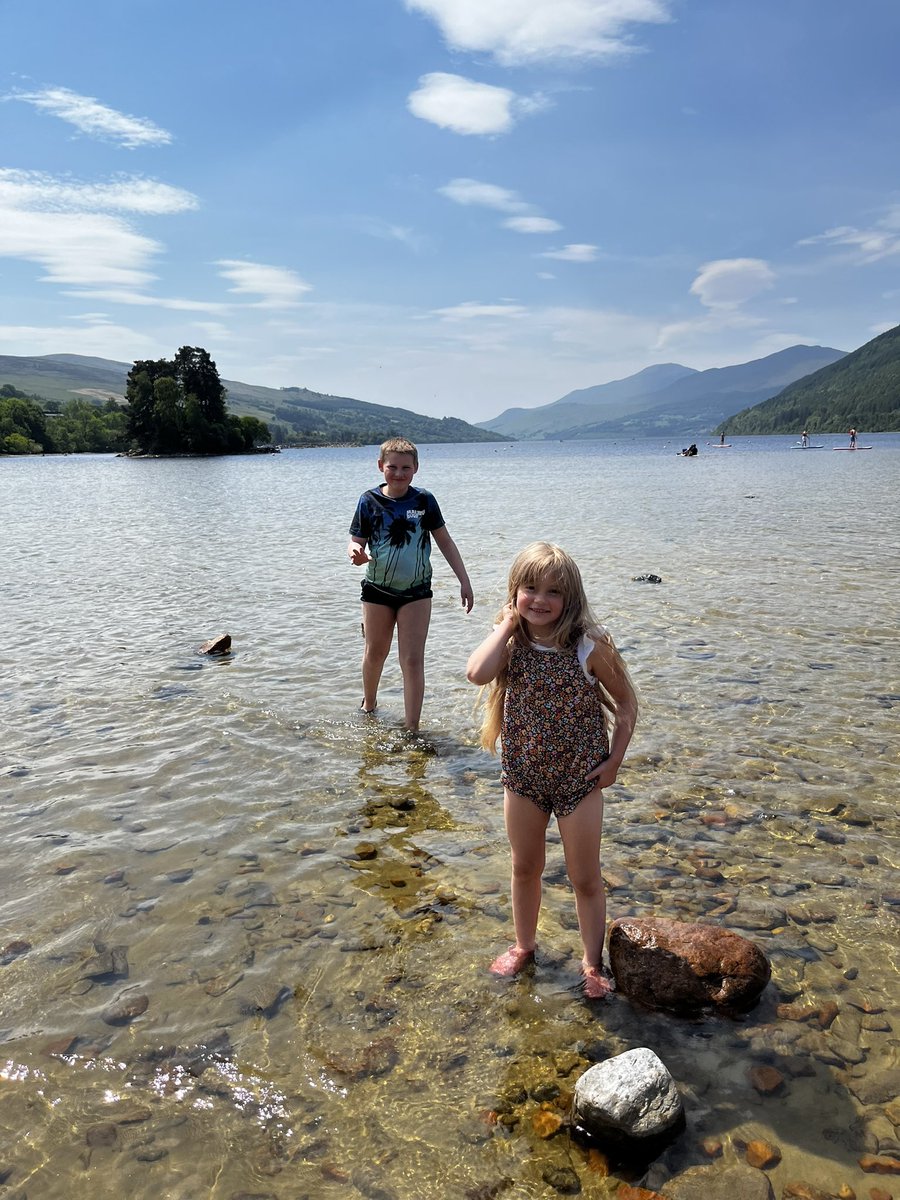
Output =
[
  {"x1": 541, "y1": 1165, "x2": 581, "y2": 1193},
  {"x1": 1, "y1": 940, "x2": 32, "y2": 965},
  {"x1": 745, "y1": 1138, "x2": 782, "y2": 1168},
  {"x1": 101, "y1": 991, "x2": 149, "y2": 1025},
  {"x1": 198, "y1": 633, "x2": 231, "y2": 655},
  {"x1": 748, "y1": 1065, "x2": 785, "y2": 1095},
  {"x1": 859, "y1": 1154, "x2": 900, "y2": 1174}
]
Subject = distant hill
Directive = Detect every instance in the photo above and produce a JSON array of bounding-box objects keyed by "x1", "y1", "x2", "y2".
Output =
[
  {"x1": 0, "y1": 354, "x2": 506, "y2": 445},
  {"x1": 480, "y1": 345, "x2": 846, "y2": 439},
  {"x1": 720, "y1": 323, "x2": 900, "y2": 434},
  {"x1": 480, "y1": 363, "x2": 697, "y2": 439}
]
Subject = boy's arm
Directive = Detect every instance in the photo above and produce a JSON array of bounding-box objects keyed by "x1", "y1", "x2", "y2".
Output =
[
  {"x1": 466, "y1": 609, "x2": 514, "y2": 684},
  {"x1": 432, "y1": 525, "x2": 474, "y2": 612},
  {"x1": 347, "y1": 535, "x2": 370, "y2": 565}
]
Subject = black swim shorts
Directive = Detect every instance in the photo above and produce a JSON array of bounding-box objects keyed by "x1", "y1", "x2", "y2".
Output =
[{"x1": 360, "y1": 581, "x2": 433, "y2": 611}]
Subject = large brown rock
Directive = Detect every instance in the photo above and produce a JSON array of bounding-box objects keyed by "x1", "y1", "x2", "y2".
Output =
[{"x1": 608, "y1": 917, "x2": 771, "y2": 1016}]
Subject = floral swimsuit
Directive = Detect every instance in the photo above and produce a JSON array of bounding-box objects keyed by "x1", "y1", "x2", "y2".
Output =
[{"x1": 501, "y1": 637, "x2": 610, "y2": 817}]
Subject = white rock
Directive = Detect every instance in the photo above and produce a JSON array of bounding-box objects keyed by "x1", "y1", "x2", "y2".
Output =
[{"x1": 573, "y1": 1047, "x2": 683, "y2": 1140}]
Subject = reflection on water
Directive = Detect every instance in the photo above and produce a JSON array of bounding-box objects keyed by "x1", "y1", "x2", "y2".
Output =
[{"x1": 1, "y1": 438, "x2": 898, "y2": 1198}]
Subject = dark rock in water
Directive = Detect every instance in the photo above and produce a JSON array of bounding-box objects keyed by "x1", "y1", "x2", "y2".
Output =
[
  {"x1": 85, "y1": 1123, "x2": 118, "y2": 1147},
  {"x1": 101, "y1": 991, "x2": 149, "y2": 1025},
  {"x1": 662, "y1": 1163, "x2": 774, "y2": 1199},
  {"x1": 198, "y1": 633, "x2": 232, "y2": 655},
  {"x1": 608, "y1": 916, "x2": 771, "y2": 1016},
  {"x1": 541, "y1": 1166, "x2": 581, "y2": 1193},
  {"x1": 1, "y1": 940, "x2": 32, "y2": 965},
  {"x1": 80, "y1": 941, "x2": 129, "y2": 982},
  {"x1": 238, "y1": 983, "x2": 291, "y2": 1018},
  {"x1": 324, "y1": 1035, "x2": 399, "y2": 1081},
  {"x1": 631, "y1": 574, "x2": 663, "y2": 584}
]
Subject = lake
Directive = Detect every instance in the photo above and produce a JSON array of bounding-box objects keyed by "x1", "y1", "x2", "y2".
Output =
[{"x1": 2, "y1": 435, "x2": 898, "y2": 1199}]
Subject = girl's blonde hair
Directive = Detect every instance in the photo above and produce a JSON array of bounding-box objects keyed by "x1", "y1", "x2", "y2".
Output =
[{"x1": 479, "y1": 542, "x2": 633, "y2": 751}]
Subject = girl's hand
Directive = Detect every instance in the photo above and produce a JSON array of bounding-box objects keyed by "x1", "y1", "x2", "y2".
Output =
[
  {"x1": 348, "y1": 542, "x2": 371, "y2": 566},
  {"x1": 585, "y1": 757, "x2": 620, "y2": 790}
]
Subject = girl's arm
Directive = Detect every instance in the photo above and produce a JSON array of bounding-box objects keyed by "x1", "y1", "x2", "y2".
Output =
[
  {"x1": 466, "y1": 608, "x2": 514, "y2": 684},
  {"x1": 432, "y1": 525, "x2": 474, "y2": 612},
  {"x1": 585, "y1": 637, "x2": 638, "y2": 786},
  {"x1": 347, "y1": 535, "x2": 370, "y2": 565}
]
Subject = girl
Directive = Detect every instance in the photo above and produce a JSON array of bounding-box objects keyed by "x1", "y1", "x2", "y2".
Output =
[{"x1": 466, "y1": 543, "x2": 637, "y2": 1000}]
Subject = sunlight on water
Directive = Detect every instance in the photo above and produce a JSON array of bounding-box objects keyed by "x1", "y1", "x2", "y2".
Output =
[{"x1": 1, "y1": 438, "x2": 898, "y2": 1198}]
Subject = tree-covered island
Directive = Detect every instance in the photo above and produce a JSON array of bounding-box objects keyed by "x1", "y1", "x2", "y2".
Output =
[{"x1": 125, "y1": 346, "x2": 271, "y2": 455}]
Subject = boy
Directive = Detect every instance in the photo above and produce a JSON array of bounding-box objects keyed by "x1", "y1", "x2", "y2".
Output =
[{"x1": 347, "y1": 438, "x2": 473, "y2": 731}]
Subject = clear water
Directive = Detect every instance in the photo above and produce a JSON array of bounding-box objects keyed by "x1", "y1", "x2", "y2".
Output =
[{"x1": 1, "y1": 436, "x2": 898, "y2": 1199}]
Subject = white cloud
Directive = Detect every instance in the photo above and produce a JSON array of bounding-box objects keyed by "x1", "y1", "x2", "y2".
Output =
[
  {"x1": 216, "y1": 260, "x2": 313, "y2": 308},
  {"x1": 431, "y1": 301, "x2": 528, "y2": 320},
  {"x1": 9, "y1": 87, "x2": 172, "y2": 148},
  {"x1": 438, "y1": 178, "x2": 529, "y2": 212},
  {"x1": 0, "y1": 169, "x2": 199, "y2": 291},
  {"x1": 438, "y1": 177, "x2": 562, "y2": 234},
  {"x1": 540, "y1": 243, "x2": 599, "y2": 262},
  {"x1": 0, "y1": 169, "x2": 198, "y2": 215},
  {"x1": 798, "y1": 207, "x2": 900, "y2": 263},
  {"x1": 504, "y1": 216, "x2": 562, "y2": 233},
  {"x1": 64, "y1": 288, "x2": 229, "y2": 313},
  {"x1": 405, "y1": 0, "x2": 672, "y2": 66},
  {"x1": 0, "y1": 320, "x2": 159, "y2": 358},
  {"x1": 0, "y1": 205, "x2": 161, "y2": 288},
  {"x1": 689, "y1": 258, "x2": 775, "y2": 309},
  {"x1": 408, "y1": 73, "x2": 527, "y2": 135}
]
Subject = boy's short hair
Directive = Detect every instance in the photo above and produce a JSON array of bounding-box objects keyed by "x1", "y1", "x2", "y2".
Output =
[{"x1": 379, "y1": 437, "x2": 418, "y2": 468}]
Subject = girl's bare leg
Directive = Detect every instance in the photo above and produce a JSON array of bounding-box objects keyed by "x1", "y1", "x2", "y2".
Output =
[
  {"x1": 492, "y1": 788, "x2": 550, "y2": 974},
  {"x1": 361, "y1": 602, "x2": 396, "y2": 712},
  {"x1": 558, "y1": 786, "x2": 613, "y2": 998},
  {"x1": 395, "y1": 597, "x2": 431, "y2": 730}
]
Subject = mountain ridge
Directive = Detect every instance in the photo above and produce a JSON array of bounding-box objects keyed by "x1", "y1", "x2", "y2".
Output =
[{"x1": 480, "y1": 344, "x2": 847, "y2": 439}]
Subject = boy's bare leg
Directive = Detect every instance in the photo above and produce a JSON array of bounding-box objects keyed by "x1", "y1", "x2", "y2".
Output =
[
  {"x1": 395, "y1": 597, "x2": 431, "y2": 730},
  {"x1": 361, "y1": 602, "x2": 396, "y2": 712},
  {"x1": 559, "y1": 787, "x2": 613, "y2": 997},
  {"x1": 492, "y1": 789, "x2": 549, "y2": 974}
]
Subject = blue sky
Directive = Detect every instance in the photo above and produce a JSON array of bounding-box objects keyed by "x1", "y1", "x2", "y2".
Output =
[{"x1": 2, "y1": 0, "x2": 899, "y2": 422}]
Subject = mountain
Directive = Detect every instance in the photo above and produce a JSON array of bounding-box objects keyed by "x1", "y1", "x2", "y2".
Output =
[
  {"x1": 480, "y1": 345, "x2": 847, "y2": 439},
  {"x1": 720, "y1": 323, "x2": 900, "y2": 434},
  {"x1": 479, "y1": 363, "x2": 697, "y2": 439},
  {"x1": 0, "y1": 354, "x2": 506, "y2": 445}
]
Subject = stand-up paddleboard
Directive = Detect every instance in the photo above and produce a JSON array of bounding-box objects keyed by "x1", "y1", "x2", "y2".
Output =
[
  {"x1": 792, "y1": 443, "x2": 824, "y2": 449},
  {"x1": 833, "y1": 446, "x2": 873, "y2": 451},
  {"x1": 707, "y1": 443, "x2": 732, "y2": 447}
]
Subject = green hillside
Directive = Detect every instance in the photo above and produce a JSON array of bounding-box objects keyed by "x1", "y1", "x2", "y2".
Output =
[
  {"x1": 0, "y1": 354, "x2": 506, "y2": 446},
  {"x1": 721, "y1": 323, "x2": 900, "y2": 434}
]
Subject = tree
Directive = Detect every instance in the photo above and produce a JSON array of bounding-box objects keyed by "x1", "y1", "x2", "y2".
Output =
[
  {"x1": 123, "y1": 346, "x2": 269, "y2": 455},
  {"x1": 173, "y1": 346, "x2": 227, "y2": 424}
]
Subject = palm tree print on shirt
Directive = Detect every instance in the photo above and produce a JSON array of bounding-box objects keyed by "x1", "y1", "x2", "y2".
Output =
[{"x1": 381, "y1": 513, "x2": 427, "y2": 588}]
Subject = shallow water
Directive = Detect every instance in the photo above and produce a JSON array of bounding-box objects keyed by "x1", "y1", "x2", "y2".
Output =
[{"x1": 1, "y1": 436, "x2": 898, "y2": 1199}]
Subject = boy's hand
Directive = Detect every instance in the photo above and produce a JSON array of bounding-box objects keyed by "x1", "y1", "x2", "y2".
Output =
[
  {"x1": 460, "y1": 582, "x2": 474, "y2": 613},
  {"x1": 348, "y1": 541, "x2": 371, "y2": 566}
]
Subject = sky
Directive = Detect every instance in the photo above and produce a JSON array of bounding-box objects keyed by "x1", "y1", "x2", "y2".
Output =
[{"x1": 2, "y1": 0, "x2": 899, "y2": 424}]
